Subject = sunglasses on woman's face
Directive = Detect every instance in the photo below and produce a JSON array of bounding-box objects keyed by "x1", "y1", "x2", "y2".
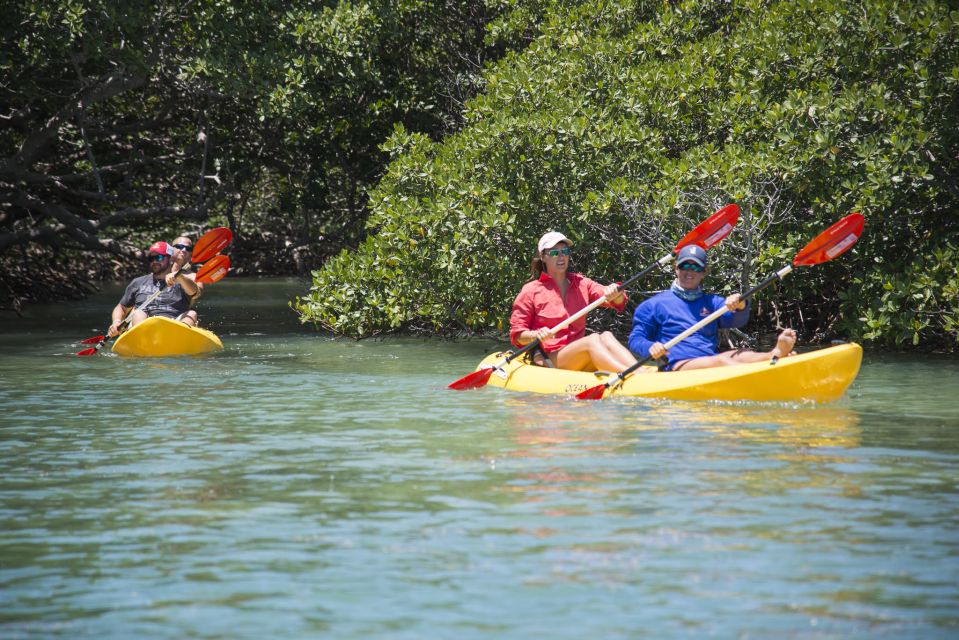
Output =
[
  {"x1": 546, "y1": 247, "x2": 571, "y2": 257},
  {"x1": 148, "y1": 254, "x2": 169, "y2": 263},
  {"x1": 678, "y1": 262, "x2": 705, "y2": 272}
]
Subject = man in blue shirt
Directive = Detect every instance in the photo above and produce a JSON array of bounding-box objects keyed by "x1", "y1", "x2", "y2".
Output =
[{"x1": 628, "y1": 244, "x2": 796, "y2": 371}]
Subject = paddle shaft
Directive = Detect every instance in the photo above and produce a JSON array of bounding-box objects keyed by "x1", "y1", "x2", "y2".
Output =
[
  {"x1": 500, "y1": 252, "x2": 675, "y2": 366},
  {"x1": 610, "y1": 264, "x2": 794, "y2": 383}
]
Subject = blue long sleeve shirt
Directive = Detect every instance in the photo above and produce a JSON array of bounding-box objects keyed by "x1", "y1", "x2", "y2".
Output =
[{"x1": 628, "y1": 289, "x2": 750, "y2": 366}]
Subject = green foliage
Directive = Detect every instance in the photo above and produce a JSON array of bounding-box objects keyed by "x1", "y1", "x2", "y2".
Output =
[
  {"x1": 296, "y1": 0, "x2": 959, "y2": 350},
  {"x1": 2, "y1": 1, "x2": 511, "y2": 292},
  {"x1": 854, "y1": 241, "x2": 959, "y2": 347},
  {"x1": 180, "y1": 0, "x2": 513, "y2": 251}
]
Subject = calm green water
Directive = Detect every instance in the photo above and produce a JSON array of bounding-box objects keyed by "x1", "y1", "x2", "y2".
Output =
[{"x1": 1, "y1": 278, "x2": 958, "y2": 638}]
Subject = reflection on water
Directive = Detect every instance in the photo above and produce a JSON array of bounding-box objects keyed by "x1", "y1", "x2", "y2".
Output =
[
  {"x1": 490, "y1": 400, "x2": 867, "y2": 525},
  {"x1": 0, "y1": 278, "x2": 958, "y2": 638},
  {"x1": 694, "y1": 405, "x2": 862, "y2": 448}
]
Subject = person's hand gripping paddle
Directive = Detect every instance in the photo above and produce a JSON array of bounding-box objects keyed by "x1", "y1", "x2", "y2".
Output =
[
  {"x1": 447, "y1": 204, "x2": 740, "y2": 390},
  {"x1": 76, "y1": 227, "x2": 233, "y2": 356},
  {"x1": 575, "y1": 212, "x2": 865, "y2": 400}
]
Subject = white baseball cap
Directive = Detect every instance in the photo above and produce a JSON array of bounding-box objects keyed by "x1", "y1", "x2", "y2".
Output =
[{"x1": 537, "y1": 231, "x2": 573, "y2": 253}]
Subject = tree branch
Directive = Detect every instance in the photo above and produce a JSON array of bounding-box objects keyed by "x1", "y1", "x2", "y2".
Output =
[{"x1": 7, "y1": 69, "x2": 148, "y2": 171}]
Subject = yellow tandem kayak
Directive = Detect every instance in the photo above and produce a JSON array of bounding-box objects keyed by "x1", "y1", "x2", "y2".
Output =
[
  {"x1": 112, "y1": 316, "x2": 223, "y2": 357},
  {"x1": 475, "y1": 342, "x2": 862, "y2": 403}
]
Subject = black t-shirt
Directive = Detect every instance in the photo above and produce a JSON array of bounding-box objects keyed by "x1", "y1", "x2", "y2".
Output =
[{"x1": 119, "y1": 274, "x2": 192, "y2": 318}]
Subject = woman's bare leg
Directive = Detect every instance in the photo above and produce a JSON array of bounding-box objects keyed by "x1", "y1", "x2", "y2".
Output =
[
  {"x1": 554, "y1": 332, "x2": 637, "y2": 372},
  {"x1": 598, "y1": 331, "x2": 638, "y2": 370}
]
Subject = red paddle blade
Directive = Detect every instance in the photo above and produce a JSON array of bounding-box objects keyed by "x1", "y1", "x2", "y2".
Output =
[
  {"x1": 674, "y1": 203, "x2": 740, "y2": 253},
  {"x1": 448, "y1": 367, "x2": 494, "y2": 390},
  {"x1": 196, "y1": 254, "x2": 230, "y2": 283},
  {"x1": 575, "y1": 383, "x2": 607, "y2": 400},
  {"x1": 77, "y1": 346, "x2": 98, "y2": 356},
  {"x1": 192, "y1": 227, "x2": 233, "y2": 263},
  {"x1": 80, "y1": 335, "x2": 105, "y2": 345},
  {"x1": 793, "y1": 213, "x2": 865, "y2": 267}
]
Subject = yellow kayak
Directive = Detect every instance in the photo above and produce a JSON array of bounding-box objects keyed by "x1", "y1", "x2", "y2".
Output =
[
  {"x1": 112, "y1": 316, "x2": 223, "y2": 357},
  {"x1": 475, "y1": 342, "x2": 862, "y2": 403}
]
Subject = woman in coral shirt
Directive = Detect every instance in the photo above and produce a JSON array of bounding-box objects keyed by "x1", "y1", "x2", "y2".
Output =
[{"x1": 510, "y1": 232, "x2": 638, "y2": 372}]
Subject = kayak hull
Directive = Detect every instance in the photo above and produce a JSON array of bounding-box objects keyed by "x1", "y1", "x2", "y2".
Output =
[
  {"x1": 112, "y1": 316, "x2": 223, "y2": 357},
  {"x1": 476, "y1": 342, "x2": 862, "y2": 403}
]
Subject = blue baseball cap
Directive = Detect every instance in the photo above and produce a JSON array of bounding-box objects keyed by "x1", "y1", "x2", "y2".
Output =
[{"x1": 676, "y1": 244, "x2": 707, "y2": 267}]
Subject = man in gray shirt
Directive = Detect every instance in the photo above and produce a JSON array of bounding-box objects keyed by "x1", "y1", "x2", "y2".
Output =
[{"x1": 106, "y1": 241, "x2": 200, "y2": 338}]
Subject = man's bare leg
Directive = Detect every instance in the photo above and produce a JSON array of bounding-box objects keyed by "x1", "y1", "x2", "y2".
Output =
[
  {"x1": 672, "y1": 329, "x2": 797, "y2": 371},
  {"x1": 178, "y1": 310, "x2": 199, "y2": 327},
  {"x1": 128, "y1": 309, "x2": 149, "y2": 327}
]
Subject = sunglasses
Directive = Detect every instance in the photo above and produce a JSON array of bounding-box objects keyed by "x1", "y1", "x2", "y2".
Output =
[
  {"x1": 545, "y1": 247, "x2": 571, "y2": 257},
  {"x1": 173, "y1": 243, "x2": 192, "y2": 251},
  {"x1": 148, "y1": 254, "x2": 169, "y2": 263},
  {"x1": 678, "y1": 262, "x2": 705, "y2": 272}
]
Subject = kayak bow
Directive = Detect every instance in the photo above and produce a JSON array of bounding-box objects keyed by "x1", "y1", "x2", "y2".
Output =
[{"x1": 111, "y1": 316, "x2": 223, "y2": 357}]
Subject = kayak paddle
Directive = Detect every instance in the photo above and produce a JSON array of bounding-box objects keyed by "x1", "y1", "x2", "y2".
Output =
[
  {"x1": 190, "y1": 254, "x2": 231, "y2": 285},
  {"x1": 190, "y1": 226, "x2": 233, "y2": 262},
  {"x1": 448, "y1": 204, "x2": 741, "y2": 390},
  {"x1": 76, "y1": 227, "x2": 232, "y2": 355},
  {"x1": 575, "y1": 212, "x2": 865, "y2": 400}
]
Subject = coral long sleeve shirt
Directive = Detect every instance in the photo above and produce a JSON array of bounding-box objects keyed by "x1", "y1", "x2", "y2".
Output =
[{"x1": 510, "y1": 272, "x2": 628, "y2": 353}]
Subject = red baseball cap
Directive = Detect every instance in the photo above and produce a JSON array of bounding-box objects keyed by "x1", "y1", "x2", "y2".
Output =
[{"x1": 148, "y1": 241, "x2": 174, "y2": 256}]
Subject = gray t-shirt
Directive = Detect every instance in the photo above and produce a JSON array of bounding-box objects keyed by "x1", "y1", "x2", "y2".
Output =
[{"x1": 119, "y1": 274, "x2": 192, "y2": 319}]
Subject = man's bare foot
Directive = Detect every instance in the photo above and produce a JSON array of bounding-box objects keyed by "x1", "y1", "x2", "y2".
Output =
[{"x1": 771, "y1": 328, "x2": 797, "y2": 359}]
